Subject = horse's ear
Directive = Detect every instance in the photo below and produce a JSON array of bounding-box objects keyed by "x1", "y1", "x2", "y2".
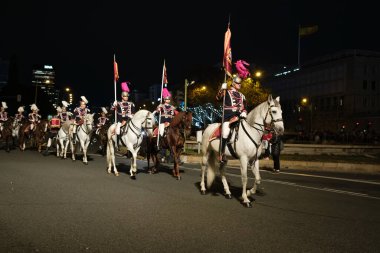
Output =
[
  {"x1": 275, "y1": 96, "x2": 280, "y2": 103},
  {"x1": 267, "y1": 94, "x2": 273, "y2": 103}
]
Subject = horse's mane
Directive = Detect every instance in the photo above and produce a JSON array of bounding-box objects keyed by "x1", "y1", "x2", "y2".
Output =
[
  {"x1": 246, "y1": 100, "x2": 268, "y2": 126},
  {"x1": 170, "y1": 111, "x2": 186, "y2": 127}
]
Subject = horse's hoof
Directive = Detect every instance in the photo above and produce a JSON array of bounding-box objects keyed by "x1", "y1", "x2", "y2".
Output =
[
  {"x1": 177, "y1": 176, "x2": 181, "y2": 180},
  {"x1": 201, "y1": 190, "x2": 206, "y2": 195},
  {"x1": 84, "y1": 162, "x2": 88, "y2": 165},
  {"x1": 115, "y1": 173, "x2": 119, "y2": 177},
  {"x1": 243, "y1": 202, "x2": 253, "y2": 208},
  {"x1": 130, "y1": 175, "x2": 136, "y2": 180},
  {"x1": 225, "y1": 194, "x2": 232, "y2": 199}
]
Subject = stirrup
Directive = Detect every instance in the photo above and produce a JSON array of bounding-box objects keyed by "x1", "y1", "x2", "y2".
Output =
[{"x1": 219, "y1": 154, "x2": 227, "y2": 164}]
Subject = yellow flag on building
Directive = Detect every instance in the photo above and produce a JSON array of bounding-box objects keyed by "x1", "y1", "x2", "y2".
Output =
[{"x1": 299, "y1": 25, "x2": 318, "y2": 37}]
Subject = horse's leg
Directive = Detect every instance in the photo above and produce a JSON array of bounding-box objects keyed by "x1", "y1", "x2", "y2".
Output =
[
  {"x1": 200, "y1": 149, "x2": 210, "y2": 194},
  {"x1": 81, "y1": 138, "x2": 89, "y2": 165},
  {"x1": 219, "y1": 161, "x2": 232, "y2": 199},
  {"x1": 247, "y1": 159, "x2": 262, "y2": 197},
  {"x1": 174, "y1": 148, "x2": 182, "y2": 180},
  {"x1": 70, "y1": 136, "x2": 76, "y2": 161},
  {"x1": 239, "y1": 156, "x2": 252, "y2": 207},
  {"x1": 63, "y1": 138, "x2": 69, "y2": 159},
  {"x1": 129, "y1": 146, "x2": 140, "y2": 180}
]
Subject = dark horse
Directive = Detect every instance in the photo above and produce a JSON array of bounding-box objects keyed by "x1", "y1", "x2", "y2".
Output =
[
  {"x1": 0, "y1": 118, "x2": 13, "y2": 152},
  {"x1": 147, "y1": 111, "x2": 192, "y2": 180},
  {"x1": 19, "y1": 119, "x2": 49, "y2": 152}
]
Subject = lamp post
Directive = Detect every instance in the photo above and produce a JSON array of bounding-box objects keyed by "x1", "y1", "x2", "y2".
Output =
[
  {"x1": 184, "y1": 79, "x2": 195, "y2": 111},
  {"x1": 301, "y1": 97, "x2": 313, "y2": 134}
]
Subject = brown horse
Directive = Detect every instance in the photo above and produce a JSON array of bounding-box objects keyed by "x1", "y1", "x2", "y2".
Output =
[
  {"x1": 19, "y1": 119, "x2": 49, "y2": 152},
  {"x1": 147, "y1": 111, "x2": 192, "y2": 180},
  {"x1": 0, "y1": 118, "x2": 13, "y2": 152}
]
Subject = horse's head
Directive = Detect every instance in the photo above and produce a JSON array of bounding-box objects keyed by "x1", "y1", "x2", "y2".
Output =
[
  {"x1": 265, "y1": 95, "x2": 284, "y2": 135},
  {"x1": 171, "y1": 111, "x2": 193, "y2": 138},
  {"x1": 83, "y1": 113, "x2": 95, "y2": 130},
  {"x1": 183, "y1": 111, "x2": 193, "y2": 137},
  {"x1": 132, "y1": 110, "x2": 155, "y2": 137}
]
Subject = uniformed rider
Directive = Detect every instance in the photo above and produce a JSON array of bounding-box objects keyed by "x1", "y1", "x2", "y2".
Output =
[{"x1": 216, "y1": 76, "x2": 247, "y2": 163}]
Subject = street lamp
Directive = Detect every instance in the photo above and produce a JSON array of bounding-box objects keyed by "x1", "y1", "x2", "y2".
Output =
[
  {"x1": 301, "y1": 97, "x2": 313, "y2": 134},
  {"x1": 184, "y1": 79, "x2": 195, "y2": 111}
]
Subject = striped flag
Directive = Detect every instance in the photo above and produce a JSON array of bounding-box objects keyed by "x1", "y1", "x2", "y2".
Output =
[
  {"x1": 223, "y1": 26, "x2": 232, "y2": 77},
  {"x1": 163, "y1": 61, "x2": 168, "y2": 86},
  {"x1": 114, "y1": 58, "x2": 119, "y2": 81}
]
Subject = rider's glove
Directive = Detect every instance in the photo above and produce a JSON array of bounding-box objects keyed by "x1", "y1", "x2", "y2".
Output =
[
  {"x1": 240, "y1": 111, "x2": 247, "y2": 119},
  {"x1": 221, "y1": 82, "x2": 228, "y2": 90}
]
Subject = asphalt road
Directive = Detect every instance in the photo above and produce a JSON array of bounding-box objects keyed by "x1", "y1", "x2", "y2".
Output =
[{"x1": 1, "y1": 149, "x2": 379, "y2": 252}]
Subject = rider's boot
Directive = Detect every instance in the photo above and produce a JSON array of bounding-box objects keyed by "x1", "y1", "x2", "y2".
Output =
[{"x1": 219, "y1": 138, "x2": 228, "y2": 164}]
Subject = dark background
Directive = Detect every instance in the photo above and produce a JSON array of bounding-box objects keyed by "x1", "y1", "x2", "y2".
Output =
[{"x1": 1, "y1": 0, "x2": 379, "y2": 105}]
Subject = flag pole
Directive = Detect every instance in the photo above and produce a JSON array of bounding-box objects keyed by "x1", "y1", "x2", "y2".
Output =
[
  {"x1": 157, "y1": 59, "x2": 165, "y2": 148},
  {"x1": 298, "y1": 25, "x2": 301, "y2": 68},
  {"x1": 114, "y1": 54, "x2": 117, "y2": 124},
  {"x1": 220, "y1": 17, "x2": 230, "y2": 161}
]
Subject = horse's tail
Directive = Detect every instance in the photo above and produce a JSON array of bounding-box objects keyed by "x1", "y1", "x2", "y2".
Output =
[{"x1": 206, "y1": 150, "x2": 217, "y2": 188}]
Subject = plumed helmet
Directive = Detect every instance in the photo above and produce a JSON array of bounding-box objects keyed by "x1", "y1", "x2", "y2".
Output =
[
  {"x1": 18, "y1": 106, "x2": 24, "y2": 113},
  {"x1": 121, "y1": 82, "x2": 130, "y2": 97},
  {"x1": 101, "y1": 107, "x2": 108, "y2": 114},
  {"x1": 162, "y1": 88, "x2": 171, "y2": 100},
  {"x1": 56, "y1": 106, "x2": 62, "y2": 113},
  {"x1": 1, "y1": 101, "x2": 7, "y2": 109},
  {"x1": 30, "y1": 104, "x2": 39, "y2": 111},
  {"x1": 62, "y1": 101, "x2": 69, "y2": 108},
  {"x1": 80, "y1": 96, "x2": 88, "y2": 104},
  {"x1": 233, "y1": 76, "x2": 242, "y2": 85}
]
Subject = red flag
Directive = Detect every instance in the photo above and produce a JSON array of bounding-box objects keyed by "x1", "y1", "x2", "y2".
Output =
[
  {"x1": 114, "y1": 59, "x2": 119, "y2": 81},
  {"x1": 223, "y1": 26, "x2": 232, "y2": 77},
  {"x1": 163, "y1": 61, "x2": 168, "y2": 85}
]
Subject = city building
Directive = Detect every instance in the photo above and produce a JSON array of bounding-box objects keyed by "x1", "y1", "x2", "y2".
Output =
[
  {"x1": 265, "y1": 50, "x2": 380, "y2": 133},
  {"x1": 32, "y1": 64, "x2": 60, "y2": 109}
]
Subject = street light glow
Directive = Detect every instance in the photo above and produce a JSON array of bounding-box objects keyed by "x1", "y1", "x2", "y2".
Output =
[
  {"x1": 302, "y1": 98, "x2": 308, "y2": 104},
  {"x1": 65, "y1": 88, "x2": 70, "y2": 92},
  {"x1": 255, "y1": 71, "x2": 262, "y2": 78}
]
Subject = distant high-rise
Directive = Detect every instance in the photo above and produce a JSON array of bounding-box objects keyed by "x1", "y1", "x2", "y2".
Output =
[
  {"x1": 32, "y1": 64, "x2": 55, "y2": 86},
  {"x1": 32, "y1": 64, "x2": 60, "y2": 110}
]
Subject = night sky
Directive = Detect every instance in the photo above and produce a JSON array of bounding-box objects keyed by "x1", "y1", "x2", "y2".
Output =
[{"x1": 1, "y1": 0, "x2": 379, "y2": 105}]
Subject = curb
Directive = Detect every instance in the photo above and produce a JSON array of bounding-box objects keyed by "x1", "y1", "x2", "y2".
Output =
[{"x1": 181, "y1": 155, "x2": 380, "y2": 175}]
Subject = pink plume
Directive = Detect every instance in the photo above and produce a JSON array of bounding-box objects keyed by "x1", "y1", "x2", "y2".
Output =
[
  {"x1": 235, "y1": 60, "x2": 251, "y2": 79},
  {"x1": 162, "y1": 88, "x2": 171, "y2": 99},
  {"x1": 121, "y1": 82, "x2": 130, "y2": 92}
]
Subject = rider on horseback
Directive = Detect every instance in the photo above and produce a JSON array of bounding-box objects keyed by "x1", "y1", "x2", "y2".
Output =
[
  {"x1": 43, "y1": 106, "x2": 62, "y2": 156},
  {"x1": 0, "y1": 101, "x2": 9, "y2": 136},
  {"x1": 15, "y1": 106, "x2": 25, "y2": 124},
  {"x1": 57, "y1": 101, "x2": 73, "y2": 125},
  {"x1": 153, "y1": 88, "x2": 177, "y2": 151},
  {"x1": 72, "y1": 96, "x2": 90, "y2": 144},
  {"x1": 216, "y1": 75, "x2": 247, "y2": 163},
  {"x1": 28, "y1": 104, "x2": 41, "y2": 131},
  {"x1": 96, "y1": 107, "x2": 109, "y2": 135},
  {"x1": 112, "y1": 82, "x2": 135, "y2": 136}
]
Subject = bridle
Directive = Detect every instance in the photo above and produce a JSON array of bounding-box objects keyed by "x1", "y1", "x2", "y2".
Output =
[
  {"x1": 263, "y1": 102, "x2": 283, "y2": 134},
  {"x1": 126, "y1": 112, "x2": 154, "y2": 139},
  {"x1": 79, "y1": 116, "x2": 93, "y2": 135}
]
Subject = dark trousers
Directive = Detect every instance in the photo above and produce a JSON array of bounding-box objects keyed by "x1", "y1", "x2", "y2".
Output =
[{"x1": 271, "y1": 141, "x2": 281, "y2": 171}]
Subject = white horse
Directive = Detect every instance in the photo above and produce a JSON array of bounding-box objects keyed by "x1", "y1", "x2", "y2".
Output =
[
  {"x1": 56, "y1": 120, "x2": 72, "y2": 159},
  {"x1": 70, "y1": 114, "x2": 94, "y2": 165},
  {"x1": 106, "y1": 109, "x2": 155, "y2": 179},
  {"x1": 200, "y1": 95, "x2": 284, "y2": 207}
]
